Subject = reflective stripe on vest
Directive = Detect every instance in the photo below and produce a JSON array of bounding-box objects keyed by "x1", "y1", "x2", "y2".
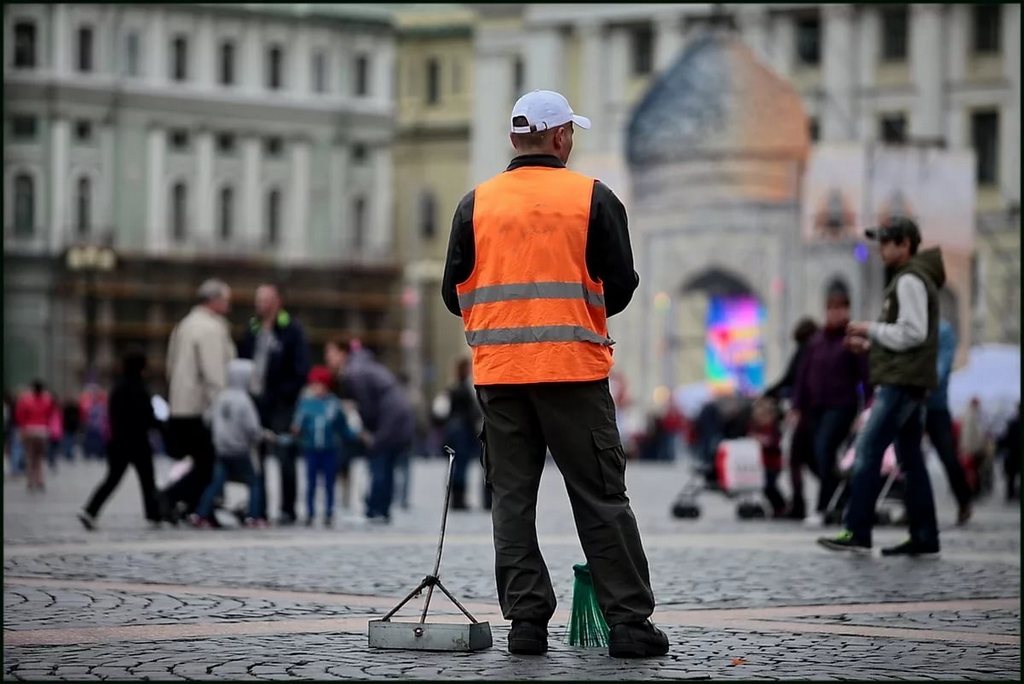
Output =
[{"x1": 456, "y1": 166, "x2": 614, "y2": 385}]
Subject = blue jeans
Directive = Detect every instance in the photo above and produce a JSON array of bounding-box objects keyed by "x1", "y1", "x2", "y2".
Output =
[
  {"x1": 305, "y1": 449, "x2": 337, "y2": 519},
  {"x1": 195, "y1": 456, "x2": 264, "y2": 521},
  {"x1": 366, "y1": 445, "x2": 406, "y2": 520},
  {"x1": 844, "y1": 386, "x2": 939, "y2": 547},
  {"x1": 812, "y1": 406, "x2": 859, "y2": 513}
]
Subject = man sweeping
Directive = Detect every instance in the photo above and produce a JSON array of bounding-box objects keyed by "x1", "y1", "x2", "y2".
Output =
[{"x1": 441, "y1": 90, "x2": 669, "y2": 658}]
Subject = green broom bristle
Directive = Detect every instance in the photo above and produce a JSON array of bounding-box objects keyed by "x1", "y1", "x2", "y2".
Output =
[{"x1": 565, "y1": 562, "x2": 609, "y2": 648}]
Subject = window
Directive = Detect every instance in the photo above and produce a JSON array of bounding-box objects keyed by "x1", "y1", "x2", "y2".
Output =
[
  {"x1": 13, "y1": 173, "x2": 34, "y2": 236},
  {"x1": 312, "y1": 51, "x2": 327, "y2": 93},
  {"x1": 795, "y1": 13, "x2": 821, "y2": 66},
  {"x1": 266, "y1": 189, "x2": 281, "y2": 245},
  {"x1": 452, "y1": 58, "x2": 462, "y2": 94},
  {"x1": 169, "y1": 129, "x2": 190, "y2": 151},
  {"x1": 631, "y1": 25, "x2": 654, "y2": 76},
  {"x1": 512, "y1": 57, "x2": 524, "y2": 100},
  {"x1": 420, "y1": 192, "x2": 436, "y2": 239},
  {"x1": 75, "y1": 120, "x2": 93, "y2": 144},
  {"x1": 879, "y1": 113, "x2": 907, "y2": 144},
  {"x1": 880, "y1": 6, "x2": 908, "y2": 62},
  {"x1": 171, "y1": 182, "x2": 187, "y2": 241},
  {"x1": 11, "y1": 115, "x2": 37, "y2": 140},
  {"x1": 971, "y1": 110, "x2": 999, "y2": 185},
  {"x1": 124, "y1": 32, "x2": 140, "y2": 76},
  {"x1": 219, "y1": 41, "x2": 235, "y2": 86},
  {"x1": 14, "y1": 21, "x2": 37, "y2": 68},
  {"x1": 426, "y1": 58, "x2": 441, "y2": 105},
  {"x1": 267, "y1": 45, "x2": 283, "y2": 90},
  {"x1": 77, "y1": 26, "x2": 94, "y2": 72},
  {"x1": 264, "y1": 136, "x2": 283, "y2": 158},
  {"x1": 972, "y1": 5, "x2": 1001, "y2": 55},
  {"x1": 76, "y1": 177, "x2": 91, "y2": 236},
  {"x1": 171, "y1": 35, "x2": 187, "y2": 81},
  {"x1": 352, "y1": 143, "x2": 367, "y2": 164},
  {"x1": 355, "y1": 54, "x2": 369, "y2": 96},
  {"x1": 353, "y1": 196, "x2": 366, "y2": 249},
  {"x1": 216, "y1": 133, "x2": 236, "y2": 155},
  {"x1": 808, "y1": 116, "x2": 820, "y2": 143},
  {"x1": 218, "y1": 186, "x2": 234, "y2": 240}
]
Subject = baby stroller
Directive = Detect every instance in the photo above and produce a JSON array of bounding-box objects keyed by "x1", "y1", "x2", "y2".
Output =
[
  {"x1": 823, "y1": 408, "x2": 905, "y2": 526},
  {"x1": 715, "y1": 437, "x2": 775, "y2": 519},
  {"x1": 670, "y1": 441, "x2": 706, "y2": 519}
]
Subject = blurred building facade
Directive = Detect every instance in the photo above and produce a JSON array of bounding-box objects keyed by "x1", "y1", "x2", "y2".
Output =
[
  {"x1": 4, "y1": 3, "x2": 401, "y2": 394},
  {"x1": 466, "y1": 3, "x2": 1020, "y2": 404}
]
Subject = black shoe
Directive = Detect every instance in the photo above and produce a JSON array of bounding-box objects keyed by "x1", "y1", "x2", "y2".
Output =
[
  {"x1": 304, "y1": 517, "x2": 314, "y2": 528},
  {"x1": 323, "y1": 516, "x2": 333, "y2": 528},
  {"x1": 608, "y1": 620, "x2": 669, "y2": 658},
  {"x1": 277, "y1": 513, "x2": 297, "y2": 527},
  {"x1": 77, "y1": 511, "x2": 96, "y2": 531},
  {"x1": 881, "y1": 539, "x2": 940, "y2": 557},
  {"x1": 508, "y1": 621, "x2": 548, "y2": 655},
  {"x1": 817, "y1": 530, "x2": 871, "y2": 553}
]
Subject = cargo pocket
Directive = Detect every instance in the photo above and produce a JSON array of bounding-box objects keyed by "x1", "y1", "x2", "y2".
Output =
[
  {"x1": 592, "y1": 425, "x2": 626, "y2": 495},
  {"x1": 478, "y1": 427, "x2": 492, "y2": 487}
]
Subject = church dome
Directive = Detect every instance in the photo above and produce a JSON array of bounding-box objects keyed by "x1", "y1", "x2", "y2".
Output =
[{"x1": 627, "y1": 31, "x2": 810, "y2": 167}]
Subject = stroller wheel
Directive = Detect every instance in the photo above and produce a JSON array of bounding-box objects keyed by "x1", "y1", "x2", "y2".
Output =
[
  {"x1": 672, "y1": 499, "x2": 701, "y2": 519},
  {"x1": 874, "y1": 508, "x2": 893, "y2": 526}
]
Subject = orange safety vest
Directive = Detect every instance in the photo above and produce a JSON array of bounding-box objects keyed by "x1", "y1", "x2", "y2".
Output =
[{"x1": 456, "y1": 166, "x2": 614, "y2": 385}]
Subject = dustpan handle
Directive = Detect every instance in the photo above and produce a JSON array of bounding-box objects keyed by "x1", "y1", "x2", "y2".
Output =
[{"x1": 431, "y1": 446, "x2": 456, "y2": 578}]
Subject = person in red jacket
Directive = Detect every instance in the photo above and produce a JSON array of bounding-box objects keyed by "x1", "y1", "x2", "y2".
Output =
[
  {"x1": 15, "y1": 380, "x2": 57, "y2": 491},
  {"x1": 750, "y1": 396, "x2": 786, "y2": 516}
]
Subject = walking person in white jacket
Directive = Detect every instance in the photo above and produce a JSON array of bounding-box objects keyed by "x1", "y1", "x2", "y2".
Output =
[{"x1": 158, "y1": 279, "x2": 237, "y2": 523}]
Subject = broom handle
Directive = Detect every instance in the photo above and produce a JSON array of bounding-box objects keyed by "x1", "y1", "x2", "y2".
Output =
[{"x1": 420, "y1": 447, "x2": 456, "y2": 623}]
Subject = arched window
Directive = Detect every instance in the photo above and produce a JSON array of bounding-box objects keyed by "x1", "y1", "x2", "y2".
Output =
[
  {"x1": 13, "y1": 173, "x2": 34, "y2": 236},
  {"x1": 218, "y1": 186, "x2": 234, "y2": 241},
  {"x1": 171, "y1": 182, "x2": 187, "y2": 242},
  {"x1": 267, "y1": 45, "x2": 283, "y2": 90},
  {"x1": 419, "y1": 191, "x2": 436, "y2": 239},
  {"x1": 266, "y1": 188, "x2": 281, "y2": 245},
  {"x1": 171, "y1": 35, "x2": 187, "y2": 81},
  {"x1": 353, "y1": 195, "x2": 366, "y2": 249},
  {"x1": 76, "y1": 176, "x2": 91, "y2": 236}
]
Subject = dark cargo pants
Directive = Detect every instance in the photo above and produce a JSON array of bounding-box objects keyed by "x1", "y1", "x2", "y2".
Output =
[{"x1": 476, "y1": 378, "x2": 656, "y2": 627}]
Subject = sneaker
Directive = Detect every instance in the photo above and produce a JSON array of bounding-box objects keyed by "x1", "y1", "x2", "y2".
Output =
[
  {"x1": 188, "y1": 514, "x2": 214, "y2": 529},
  {"x1": 507, "y1": 621, "x2": 548, "y2": 655},
  {"x1": 244, "y1": 517, "x2": 270, "y2": 529},
  {"x1": 277, "y1": 513, "x2": 297, "y2": 527},
  {"x1": 608, "y1": 619, "x2": 670, "y2": 658},
  {"x1": 817, "y1": 530, "x2": 871, "y2": 553},
  {"x1": 305, "y1": 517, "x2": 315, "y2": 528},
  {"x1": 77, "y1": 511, "x2": 97, "y2": 531},
  {"x1": 146, "y1": 519, "x2": 163, "y2": 531},
  {"x1": 881, "y1": 539, "x2": 940, "y2": 557},
  {"x1": 803, "y1": 513, "x2": 826, "y2": 528},
  {"x1": 956, "y1": 504, "x2": 972, "y2": 526},
  {"x1": 323, "y1": 516, "x2": 333, "y2": 528}
]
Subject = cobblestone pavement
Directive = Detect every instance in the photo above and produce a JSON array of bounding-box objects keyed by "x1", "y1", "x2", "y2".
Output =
[{"x1": 4, "y1": 455, "x2": 1021, "y2": 680}]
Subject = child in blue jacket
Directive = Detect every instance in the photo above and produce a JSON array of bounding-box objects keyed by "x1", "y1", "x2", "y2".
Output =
[{"x1": 292, "y1": 366, "x2": 358, "y2": 526}]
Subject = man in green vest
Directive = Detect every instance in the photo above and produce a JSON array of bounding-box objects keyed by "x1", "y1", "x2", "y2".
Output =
[{"x1": 818, "y1": 217, "x2": 945, "y2": 556}]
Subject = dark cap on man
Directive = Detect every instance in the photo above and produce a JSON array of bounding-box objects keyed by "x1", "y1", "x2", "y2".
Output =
[{"x1": 864, "y1": 217, "x2": 921, "y2": 249}]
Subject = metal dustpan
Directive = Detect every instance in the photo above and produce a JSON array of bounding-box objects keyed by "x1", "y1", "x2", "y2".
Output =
[{"x1": 368, "y1": 446, "x2": 493, "y2": 651}]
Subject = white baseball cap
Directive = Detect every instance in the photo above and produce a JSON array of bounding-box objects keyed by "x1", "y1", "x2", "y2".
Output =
[{"x1": 510, "y1": 90, "x2": 592, "y2": 134}]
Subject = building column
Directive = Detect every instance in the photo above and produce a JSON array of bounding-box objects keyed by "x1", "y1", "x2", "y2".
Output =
[
  {"x1": 946, "y1": 5, "x2": 968, "y2": 83},
  {"x1": 822, "y1": 4, "x2": 856, "y2": 142},
  {"x1": 735, "y1": 6, "x2": 769, "y2": 68},
  {"x1": 287, "y1": 138, "x2": 310, "y2": 260},
  {"x1": 49, "y1": 117, "x2": 70, "y2": 252},
  {"x1": 857, "y1": 8, "x2": 880, "y2": 139},
  {"x1": 196, "y1": 13, "x2": 215, "y2": 90},
  {"x1": 370, "y1": 144, "x2": 394, "y2": 255},
  {"x1": 51, "y1": 3, "x2": 68, "y2": 76},
  {"x1": 525, "y1": 27, "x2": 564, "y2": 93},
  {"x1": 330, "y1": 141, "x2": 349, "y2": 253},
  {"x1": 242, "y1": 19, "x2": 261, "y2": 95},
  {"x1": 374, "y1": 40, "x2": 395, "y2": 105},
  {"x1": 910, "y1": 4, "x2": 944, "y2": 141},
  {"x1": 100, "y1": 122, "x2": 116, "y2": 240},
  {"x1": 146, "y1": 125, "x2": 166, "y2": 251},
  {"x1": 576, "y1": 21, "x2": 606, "y2": 157},
  {"x1": 148, "y1": 7, "x2": 166, "y2": 86},
  {"x1": 241, "y1": 135, "x2": 262, "y2": 250},
  {"x1": 655, "y1": 14, "x2": 686, "y2": 72},
  {"x1": 1002, "y1": 4, "x2": 1021, "y2": 202},
  {"x1": 195, "y1": 129, "x2": 215, "y2": 246},
  {"x1": 291, "y1": 26, "x2": 309, "y2": 96},
  {"x1": 470, "y1": 51, "x2": 513, "y2": 184},
  {"x1": 768, "y1": 12, "x2": 795, "y2": 78},
  {"x1": 606, "y1": 27, "x2": 632, "y2": 159}
]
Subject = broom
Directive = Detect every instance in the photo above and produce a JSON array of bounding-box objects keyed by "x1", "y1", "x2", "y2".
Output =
[{"x1": 565, "y1": 563, "x2": 610, "y2": 647}]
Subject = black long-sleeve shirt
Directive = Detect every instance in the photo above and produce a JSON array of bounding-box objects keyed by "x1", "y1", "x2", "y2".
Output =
[{"x1": 441, "y1": 155, "x2": 639, "y2": 319}]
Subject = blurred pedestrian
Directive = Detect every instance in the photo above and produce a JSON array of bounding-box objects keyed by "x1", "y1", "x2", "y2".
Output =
[
  {"x1": 47, "y1": 394, "x2": 64, "y2": 471},
  {"x1": 997, "y1": 403, "x2": 1020, "y2": 501},
  {"x1": 292, "y1": 365, "x2": 358, "y2": 527},
  {"x1": 960, "y1": 397, "x2": 993, "y2": 498},
  {"x1": 331, "y1": 340, "x2": 415, "y2": 524},
  {"x1": 237, "y1": 284, "x2": 310, "y2": 526},
  {"x1": 819, "y1": 218, "x2": 944, "y2": 556},
  {"x1": 441, "y1": 357, "x2": 483, "y2": 510},
  {"x1": 192, "y1": 359, "x2": 267, "y2": 529},
  {"x1": 922, "y1": 319, "x2": 973, "y2": 524},
  {"x1": 79, "y1": 350, "x2": 161, "y2": 530},
  {"x1": 61, "y1": 398, "x2": 81, "y2": 461},
  {"x1": 792, "y1": 286, "x2": 870, "y2": 523},
  {"x1": 79, "y1": 379, "x2": 110, "y2": 460},
  {"x1": 766, "y1": 317, "x2": 819, "y2": 519},
  {"x1": 159, "y1": 279, "x2": 236, "y2": 522},
  {"x1": 325, "y1": 340, "x2": 364, "y2": 512},
  {"x1": 442, "y1": 90, "x2": 667, "y2": 658},
  {"x1": 15, "y1": 379, "x2": 57, "y2": 491},
  {"x1": 749, "y1": 396, "x2": 786, "y2": 517}
]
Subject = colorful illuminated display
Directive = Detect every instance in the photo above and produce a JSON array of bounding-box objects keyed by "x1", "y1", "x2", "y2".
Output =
[{"x1": 705, "y1": 296, "x2": 765, "y2": 394}]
